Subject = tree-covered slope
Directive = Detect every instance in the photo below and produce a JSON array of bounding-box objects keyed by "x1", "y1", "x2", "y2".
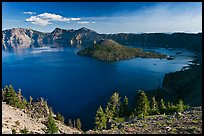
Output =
[{"x1": 77, "y1": 39, "x2": 167, "y2": 61}]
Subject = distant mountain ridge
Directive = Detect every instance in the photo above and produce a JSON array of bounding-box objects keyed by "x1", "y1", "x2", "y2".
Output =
[{"x1": 2, "y1": 27, "x2": 202, "y2": 52}]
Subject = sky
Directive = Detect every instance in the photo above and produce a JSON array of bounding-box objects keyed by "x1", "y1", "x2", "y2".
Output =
[{"x1": 2, "y1": 2, "x2": 202, "y2": 34}]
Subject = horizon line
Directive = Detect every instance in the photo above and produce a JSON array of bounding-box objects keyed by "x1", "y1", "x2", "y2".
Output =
[{"x1": 2, "y1": 27, "x2": 202, "y2": 35}]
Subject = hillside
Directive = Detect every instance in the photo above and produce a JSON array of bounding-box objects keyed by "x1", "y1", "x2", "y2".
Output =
[
  {"x1": 86, "y1": 107, "x2": 202, "y2": 134},
  {"x1": 2, "y1": 27, "x2": 202, "y2": 53},
  {"x1": 2, "y1": 101, "x2": 202, "y2": 134},
  {"x1": 77, "y1": 39, "x2": 167, "y2": 61},
  {"x1": 2, "y1": 102, "x2": 82, "y2": 134},
  {"x1": 2, "y1": 83, "x2": 202, "y2": 134},
  {"x1": 146, "y1": 64, "x2": 202, "y2": 107}
]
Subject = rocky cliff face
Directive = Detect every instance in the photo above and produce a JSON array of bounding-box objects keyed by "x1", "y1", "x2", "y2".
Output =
[
  {"x1": 2, "y1": 28, "x2": 46, "y2": 49},
  {"x1": 145, "y1": 64, "x2": 202, "y2": 107},
  {"x1": 2, "y1": 27, "x2": 103, "y2": 49},
  {"x1": 2, "y1": 27, "x2": 202, "y2": 52}
]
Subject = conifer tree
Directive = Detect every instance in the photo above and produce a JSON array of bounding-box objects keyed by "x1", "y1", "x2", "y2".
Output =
[
  {"x1": 159, "y1": 98, "x2": 167, "y2": 114},
  {"x1": 106, "y1": 92, "x2": 121, "y2": 119},
  {"x1": 95, "y1": 106, "x2": 107, "y2": 130},
  {"x1": 76, "y1": 118, "x2": 82, "y2": 131},
  {"x1": 135, "y1": 90, "x2": 150, "y2": 118},
  {"x1": 46, "y1": 116, "x2": 59, "y2": 134},
  {"x1": 105, "y1": 106, "x2": 114, "y2": 121},
  {"x1": 150, "y1": 96, "x2": 159, "y2": 115},
  {"x1": 167, "y1": 102, "x2": 171, "y2": 109},
  {"x1": 177, "y1": 99, "x2": 184, "y2": 113},
  {"x1": 3, "y1": 85, "x2": 19, "y2": 107},
  {"x1": 119, "y1": 96, "x2": 129, "y2": 117},
  {"x1": 45, "y1": 107, "x2": 58, "y2": 134},
  {"x1": 56, "y1": 112, "x2": 64, "y2": 123}
]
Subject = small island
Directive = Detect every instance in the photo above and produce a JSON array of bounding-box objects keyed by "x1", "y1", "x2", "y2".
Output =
[{"x1": 77, "y1": 39, "x2": 167, "y2": 61}]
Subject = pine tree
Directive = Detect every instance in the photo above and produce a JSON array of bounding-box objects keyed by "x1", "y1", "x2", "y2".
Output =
[
  {"x1": 56, "y1": 112, "x2": 64, "y2": 123},
  {"x1": 167, "y1": 102, "x2": 171, "y2": 109},
  {"x1": 67, "y1": 119, "x2": 73, "y2": 128},
  {"x1": 159, "y1": 98, "x2": 167, "y2": 114},
  {"x1": 150, "y1": 96, "x2": 159, "y2": 115},
  {"x1": 119, "y1": 96, "x2": 129, "y2": 117},
  {"x1": 177, "y1": 99, "x2": 184, "y2": 113},
  {"x1": 45, "y1": 107, "x2": 58, "y2": 134},
  {"x1": 76, "y1": 118, "x2": 82, "y2": 131},
  {"x1": 106, "y1": 92, "x2": 121, "y2": 119},
  {"x1": 3, "y1": 85, "x2": 19, "y2": 107},
  {"x1": 46, "y1": 116, "x2": 59, "y2": 134},
  {"x1": 105, "y1": 106, "x2": 114, "y2": 121},
  {"x1": 95, "y1": 106, "x2": 107, "y2": 130},
  {"x1": 135, "y1": 90, "x2": 150, "y2": 118}
]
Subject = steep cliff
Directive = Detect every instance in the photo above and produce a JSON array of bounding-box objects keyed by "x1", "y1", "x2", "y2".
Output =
[{"x1": 2, "y1": 27, "x2": 202, "y2": 53}]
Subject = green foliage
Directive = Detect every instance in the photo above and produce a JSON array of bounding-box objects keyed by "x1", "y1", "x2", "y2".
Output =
[
  {"x1": 45, "y1": 116, "x2": 59, "y2": 134},
  {"x1": 176, "y1": 99, "x2": 184, "y2": 113},
  {"x1": 114, "y1": 117, "x2": 125, "y2": 123},
  {"x1": 159, "y1": 98, "x2": 167, "y2": 114},
  {"x1": 77, "y1": 39, "x2": 167, "y2": 61},
  {"x1": 95, "y1": 106, "x2": 107, "y2": 130},
  {"x1": 106, "y1": 92, "x2": 121, "y2": 119},
  {"x1": 135, "y1": 90, "x2": 150, "y2": 118},
  {"x1": 2, "y1": 85, "x2": 28, "y2": 110},
  {"x1": 20, "y1": 127, "x2": 29, "y2": 134},
  {"x1": 45, "y1": 107, "x2": 59, "y2": 134},
  {"x1": 56, "y1": 112, "x2": 64, "y2": 123},
  {"x1": 12, "y1": 128, "x2": 16, "y2": 134},
  {"x1": 166, "y1": 103, "x2": 178, "y2": 114},
  {"x1": 150, "y1": 96, "x2": 159, "y2": 115},
  {"x1": 119, "y1": 96, "x2": 129, "y2": 117},
  {"x1": 3, "y1": 85, "x2": 19, "y2": 107},
  {"x1": 76, "y1": 118, "x2": 82, "y2": 131}
]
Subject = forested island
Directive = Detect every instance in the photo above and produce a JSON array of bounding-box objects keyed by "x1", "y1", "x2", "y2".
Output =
[{"x1": 77, "y1": 39, "x2": 167, "y2": 61}]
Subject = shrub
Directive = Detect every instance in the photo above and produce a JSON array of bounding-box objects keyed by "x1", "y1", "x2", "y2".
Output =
[
  {"x1": 12, "y1": 128, "x2": 16, "y2": 134},
  {"x1": 56, "y1": 112, "x2": 64, "y2": 123},
  {"x1": 45, "y1": 116, "x2": 59, "y2": 134},
  {"x1": 20, "y1": 127, "x2": 29, "y2": 134}
]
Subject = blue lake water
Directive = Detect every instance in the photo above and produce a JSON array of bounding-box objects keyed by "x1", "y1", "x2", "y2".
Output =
[{"x1": 2, "y1": 46, "x2": 196, "y2": 130}]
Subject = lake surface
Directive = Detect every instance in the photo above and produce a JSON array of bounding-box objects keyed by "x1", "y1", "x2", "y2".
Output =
[{"x1": 2, "y1": 46, "x2": 196, "y2": 130}]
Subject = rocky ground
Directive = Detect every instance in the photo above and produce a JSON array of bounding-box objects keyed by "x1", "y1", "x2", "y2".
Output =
[
  {"x1": 2, "y1": 101, "x2": 202, "y2": 134},
  {"x1": 2, "y1": 102, "x2": 82, "y2": 134},
  {"x1": 85, "y1": 107, "x2": 202, "y2": 134}
]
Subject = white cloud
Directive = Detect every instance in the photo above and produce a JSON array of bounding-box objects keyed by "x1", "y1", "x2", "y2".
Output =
[
  {"x1": 37, "y1": 13, "x2": 70, "y2": 22},
  {"x1": 22, "y1": 12, "x2": 36, "y2": 15},
  {"x1": 70, "y1": 18, "x2": 81, "y2": 21},
  {"x1": 92, "y1": 21, "x2": 95, "y2": 23},
  {"x1": 26, "y1": 16, "x2": 51, "y2": 26},
  {"x1": 78, "y1": 21, "x2": 90, "y2": 24},
  {"x1": 26, "y1": 12, "x2": 81, "y2": 26}
]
